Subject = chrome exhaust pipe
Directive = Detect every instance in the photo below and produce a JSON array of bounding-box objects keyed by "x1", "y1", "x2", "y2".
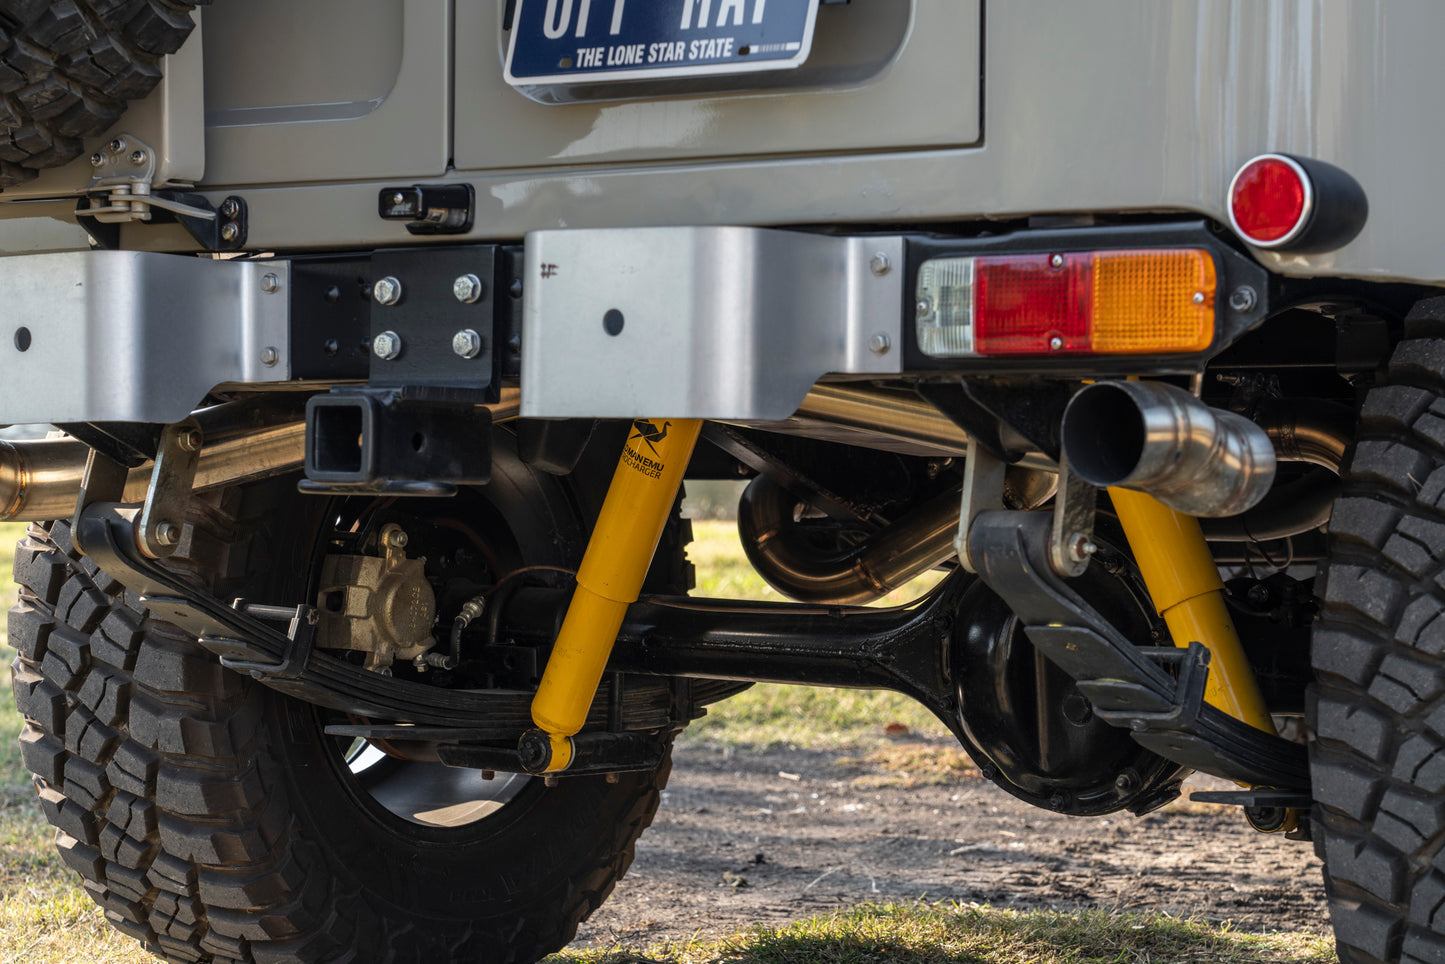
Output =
[
  {"x1": 737, "y1": 474, "x2": 961, "y2": 605},
  {"x1": 1060, "y1": 381, "x2": 1277, "y2": 518}
]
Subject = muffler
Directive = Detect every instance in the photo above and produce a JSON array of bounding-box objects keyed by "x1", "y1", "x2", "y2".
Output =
[{"x1": 1060, "y1": 381, "x2": 1276, "y2": 518}]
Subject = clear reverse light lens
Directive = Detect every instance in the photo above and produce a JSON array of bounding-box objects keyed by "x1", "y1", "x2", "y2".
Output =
[{"x1": 916, "y1": 257, "x2": 975, "y2": 357}]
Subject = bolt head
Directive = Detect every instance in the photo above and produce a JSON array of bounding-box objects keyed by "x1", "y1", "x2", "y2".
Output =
[
  {"x1": 1049, "y1": 335, "x2": 1065, "y2": 351},
  {"x1": 867, "y1": 333, "x2": 892, "y2": 355},
  {"x1": 391, "y1": 191, "x2": 406, "y2": 206},
  {"x1": 219, "y1": 198, "x2": 241, "y2": 219},
  {"x1": 154, "y1": 522, "x2": 181, "y2": 547},
  {"x1": 260, "y1": 346, "x2": 279, "y2": 367},
  {"x1": 1228, "y1": 285, "x2": 1258, "y2": 312},
  {"x1": 452, "y1": 329, "x2": 484, "y2": 359},
  {"x1": 386, "y1": 528, "x2": 409, "y2": 549},
  {"x1": 260, "y1": 272, "x2": 280, "y2": 293},
  {"x1": 1192, "y1": 291, "x2": 1206, "y2": 305},
  {"x1": 1050, "y1": 253, "x2": 1065, "y2": 268},
  {"x1": 129, "y1": 150, "x2": 147, "y2": 167},
  {"x1": 373, "y1": 331, "x2": 403, "y2": 361},
  {"x1": 373, "y1": 276, "x2": 403, "y2": 306},
  {"x1": 220, "y1": 222, "x2": 241, "y2": 243},
  {"x1": 869, "y1": 252, "x2": 892, "y2": 276},
  {"x1": 916, "y1": 298, "x2": 932, "y2": 315},
  {"x1": 107, "y1": 138, "x2": 126, "y2": 154},
  {"x1": 89, "y1": 152, "x2": 104, "y2": 168},
  {"x1": 177, "y1": 428, "x2": 203, "y2": 452},
  {"x1": 452, "y1": 273, "x2": 485, "y2": 304}
]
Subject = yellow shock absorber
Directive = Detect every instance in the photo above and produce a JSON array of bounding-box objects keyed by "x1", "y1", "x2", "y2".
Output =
[
  {"x1": 530, "y1": 418, "x2": 703, "y2": 771},
  {"x1": 1107, "y1": 487, "x2": 1275, "y2": 735}
]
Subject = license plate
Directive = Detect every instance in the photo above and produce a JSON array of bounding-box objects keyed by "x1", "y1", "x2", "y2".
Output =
[{"x1": 505, "y1": 0, "x2": 821, "y2": 86}]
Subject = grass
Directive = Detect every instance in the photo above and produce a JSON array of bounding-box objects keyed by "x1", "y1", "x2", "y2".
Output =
[
  {"x1": 551, "y1": 902, "x2": 1337, "y2": 964},
  {"x1": 0, "y1": 518, "x2": 1335, "y2": 963}
]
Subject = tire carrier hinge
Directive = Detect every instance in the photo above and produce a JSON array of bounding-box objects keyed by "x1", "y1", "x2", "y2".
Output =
[{"x1": 526, "y1": 419, "x2": 703, "y2": 773}]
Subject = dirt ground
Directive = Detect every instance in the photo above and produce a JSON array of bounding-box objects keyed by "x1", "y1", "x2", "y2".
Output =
[{"x1": 573, "y1": 738, "x2": 1329, "y2": 949}]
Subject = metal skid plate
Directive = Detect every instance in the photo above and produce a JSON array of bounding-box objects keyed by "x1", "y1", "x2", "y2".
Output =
[
  {"x1": 520, "y1": 227, "x2": 904, "y2": 420},
  {"x1": 0, "y1": 251, "x2": 289, "y2": 425}
]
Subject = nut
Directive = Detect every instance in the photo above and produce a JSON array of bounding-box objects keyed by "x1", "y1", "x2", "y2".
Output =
[
  {"x1": 452, "y1": 273, "x2": 485, "y2": 304},
  {"x1": 177, "y1": 428, "x2": 203, "y2": 453},
  {"x1": 452, "y1": 329, "x2": 484, "y2": 359},
  {"x1": 372, "y1": 276, "x2": 404, "y2": 306},
  {"x1": 373, "y1": 331, "x2": 403, "y2": 361},
  {"x1": 386, "y1": 528, "x2": 409, "y2": 549},
  {"x1": 154, "y1": 522, "x2": 181, "y2": 547}
]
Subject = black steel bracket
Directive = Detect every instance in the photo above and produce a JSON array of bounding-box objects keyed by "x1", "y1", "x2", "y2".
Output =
[{"x1": 967, "y1": 510, "x2": 1309, "y2": 789}]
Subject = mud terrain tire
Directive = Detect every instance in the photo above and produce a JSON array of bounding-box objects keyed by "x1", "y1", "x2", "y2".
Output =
[
  {"x1": 0, "y1": 0, "x2": 208, "y2": 187},
  {"x1": 1313, "y1": 335, "x2": 1445, "y2": 963},
  {"x1": 9, "y1": 434, "x2": 691, "y2": 963}
]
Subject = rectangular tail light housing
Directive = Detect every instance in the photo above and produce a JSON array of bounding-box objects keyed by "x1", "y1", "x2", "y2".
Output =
[{"x1": 916, "y1": 248, "x2": 1217, "y2": 358}]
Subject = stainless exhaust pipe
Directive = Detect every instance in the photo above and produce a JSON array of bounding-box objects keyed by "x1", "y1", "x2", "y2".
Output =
[
  {"x1": 737, "y1": 474, "x2": 961, "y2": 605},
  {"x1": 1060, "y1": 381, "x2": 1277, "y2": 518}
]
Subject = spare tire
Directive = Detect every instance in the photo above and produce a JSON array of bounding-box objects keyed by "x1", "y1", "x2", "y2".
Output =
[{"x1": 0, "y1": 0, "x2": 208, "y2": 188}]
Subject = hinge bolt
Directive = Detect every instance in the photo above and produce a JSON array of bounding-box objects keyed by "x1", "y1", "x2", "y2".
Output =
[
  {"x1": 373, "y1": 276, "x2": 404, "y2": 306},
  {"x1": 453, "y1": 273, "x2": 485, "y2": 304},
  {"x1": 373, "y1": 331, "x2": 403, "y2": 361},
  {"x1": 452, "y1": 329, "x2": 484, "y2": 359}
]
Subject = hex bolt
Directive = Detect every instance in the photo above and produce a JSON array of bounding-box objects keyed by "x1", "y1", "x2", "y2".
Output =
[
  {"x1": 1229, "y1": 285, "x2": 1258, "y2": 312},
  {"x1": 453, "y1": 273, "x2": 485, "y2": 304},
  {"x1": 452, "y1": 329, "x2": 484, "y2": 359},
  {"x1": 219, "y1": 198, "x2": 241, "y2": 219},
  {"x1": 373, "y1": 331, "x2": 403, "y2": 361},
  {"x1": 373, "y1": 276, "x2": 404, "y2": 306},
  {"x1": 154, "y1": 522, "x2": 181, "y2": 547},
  {"x1": 89, "y1": 152, "x2": 104, "y2": 168},
  {"x1": 130, "y1": 150, "x2": 147, "y2": 167},
  {"x1": 868, "y1": 333, "x2": 892, "y2": 355},
  {"x1": 386, "y1": 528, "x2": 409, "y2": 549},
  {"x1": 260, "y1": 346, "x2": 279, "y2": 367},
  {"x1": 869, "y1": 252, "x2": 892, "y2": 276},
  {"x1": 177, "y1": 428, "x2": 204, "y2": 453},
  {"x1": 260, "y1": 272, "x2": 281, "y2": 293},
  {"x1": 220, "y1": 223, "x2": 241, "y2": 243}
]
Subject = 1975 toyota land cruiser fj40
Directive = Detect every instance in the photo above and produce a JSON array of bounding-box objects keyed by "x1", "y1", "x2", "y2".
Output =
[{"x1": 0, "y1": 1, "x2": 1440, "y2": 961}]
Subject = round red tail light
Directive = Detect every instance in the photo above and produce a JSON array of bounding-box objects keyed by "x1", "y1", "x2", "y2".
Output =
[{"x1": 1228, "y1": 154, "x2": 1313, "y2": 247}]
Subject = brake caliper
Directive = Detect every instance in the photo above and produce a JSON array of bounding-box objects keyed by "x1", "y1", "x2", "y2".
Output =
[{"x1": 316, "y1": 523, "x2": 438, "y2": 673}]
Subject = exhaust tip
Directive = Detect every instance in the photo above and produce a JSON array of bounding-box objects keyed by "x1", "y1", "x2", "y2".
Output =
[{"x1": 1061, "y1": 382, "x2": 1147, "y2": 487}]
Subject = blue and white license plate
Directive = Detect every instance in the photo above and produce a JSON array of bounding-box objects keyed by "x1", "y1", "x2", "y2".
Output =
[{"x1": 505, "y1": 0, "x2": 821, "y2": 86}]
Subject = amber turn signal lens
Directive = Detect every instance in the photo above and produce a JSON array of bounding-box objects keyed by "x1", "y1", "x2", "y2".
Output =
[{"x1": 1091, "y1": 249, "x2": 1216, "y2": 354}]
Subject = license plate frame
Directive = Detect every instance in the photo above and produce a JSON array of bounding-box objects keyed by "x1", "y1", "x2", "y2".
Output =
[{"x1": 504, "y1": 0, "x2": 822, "y2": 87}]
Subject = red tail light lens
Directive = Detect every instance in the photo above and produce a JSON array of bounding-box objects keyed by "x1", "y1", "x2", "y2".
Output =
[
  {"x1": 973, "y1": 254, "x2": 1091, "y2": 355},
  {"x1": 1228, "y1": 155, "x2": 1313, "y2": 247}
]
